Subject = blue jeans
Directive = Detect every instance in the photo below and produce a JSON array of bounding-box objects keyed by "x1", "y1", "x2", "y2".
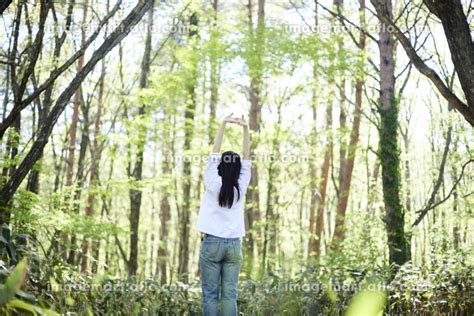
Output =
[{"x1": 200, "y1": 233, "x2": 242, "y2": 316}]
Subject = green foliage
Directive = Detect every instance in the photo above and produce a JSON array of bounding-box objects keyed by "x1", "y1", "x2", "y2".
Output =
[
  {"x1": 25, "y1": 257, "x2": 471, "y2": 315},
  {"x1": 10, "y1": 190, "x2": 41, "y2": 229},
  {"x1": 45, "y1": 274, "x2": 202, "y2": 315},
  {"x1": 0, "y1": 251, "x2": 57, "y2": 315},
  {"x1": 0, "y1": 224, "x2": 40, "y2": 272},
  {"x1": 0, "y1": 258, "x2": 28, "y2": 305}
]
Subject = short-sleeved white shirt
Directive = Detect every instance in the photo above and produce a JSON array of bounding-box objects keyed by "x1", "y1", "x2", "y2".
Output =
[{"x1": 196, "y1": 152, "x2": 252, "y2": 238}]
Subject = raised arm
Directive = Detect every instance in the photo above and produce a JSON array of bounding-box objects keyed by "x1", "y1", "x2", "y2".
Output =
[
  {"x1": 241, "y1": 117, "x2": 250, "y2": 160},
  {"x1": 212, "y1": 113, "x2": 238, "y2": 153},
  {"x1": 212, "y1": 121, "x2": 226, "y2": 153}
]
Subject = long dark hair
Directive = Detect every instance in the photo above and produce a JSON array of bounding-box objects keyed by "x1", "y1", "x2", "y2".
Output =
[{"x1": 217, "y1": 151, "x2": 241, "y2": 208}]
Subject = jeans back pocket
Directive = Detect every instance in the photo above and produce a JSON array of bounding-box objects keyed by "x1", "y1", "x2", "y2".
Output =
[{"x1": 201, "y1": 241, "x2": 220, "y2": 260}]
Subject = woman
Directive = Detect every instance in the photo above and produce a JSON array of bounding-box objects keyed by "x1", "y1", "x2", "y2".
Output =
[{"x1": 196, "y1": 113, "x2": 251, "y2": 316}]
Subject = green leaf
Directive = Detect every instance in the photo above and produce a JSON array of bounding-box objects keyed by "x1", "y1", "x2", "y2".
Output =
[
  {"x1": 1, "y1": 225, "x2": 10, "y2": 241},
  {"x1": 16, "y1": 289, "x2": 37, "y2": 303},
  {"x1": 0, "y1": 257, "x2": 28, "y2": 305},
  {"x1": 6, "y1": 298, "x2": 59, "y2": 316}
]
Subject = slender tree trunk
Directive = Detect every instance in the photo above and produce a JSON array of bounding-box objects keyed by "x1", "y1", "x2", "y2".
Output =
[
  {"x1": 261, "y1": 103, "x2": 281, "y2": 275},
  {"x1": 367, "y1": 162, "x2": 379, "y2": 215},
  {"x1": 309, "y1": 0, "x2": 340, "y2": 258},
  {"x1": 0, "y1": 0, "x2": 151, "y2": 226},
  {"x1": 0, "y1": 0, "x2": 47, "y2": 142},
  {"x1": 100, "y1": 140, "x2": 116, "y2": 274},
  {"x1": 244, "y1": 0, "x2": 265, "y2": 277},
  {"x1": 311, "y1": 99, "x2": 332, "y2": 258},
  {"x1": 157, "y1": 173, "x2": 170, "y2": 284},
  {"x1": 178, "y1": 12, "x2": 199, "y2": 282},
  {"x1": 402, "y1": 132, "x2": 412, "y2": 214},
  {"x1": 2, "y1": 48, "x2": 10, "y2": 122},
  {"x1": 128, "y1": 0, "x2": 155, "y2": 276},
  {"x1": 68, "y1": 96, "x2": 91, "y2": 265},
  {"x1": 156, "y1": 110, "x2": 172, "y2": 284},
  {"x1": 0, "y1": 1, "x2": 23, "y2": 226},
  {"x1": 337, "y1": 0, "x2": 347, "y2": 196},
  {"x1": 307, "y1": 63, "x2": 318, "y2": 259},
  {"x1": 80, "y1": 0, "x2": 110, "y2": 274},
  {"x1": 62, "y1": 0, "x2": 88, "y2": 261},
  {"x1": 8, "y1": 116, "x2": 21, "y2": 185},
  {"x1": 376, "y1": 0, "x2": 410, "y2": 267},
  {"x1": 332, "y1": 0, "x2": 365, "y2": 246},
  {"x1": 208, "y1": 0, "x2": 219, "y2": 145},
  {"x1": 81, "y1": 61, "x2": 106, "y2": 273},
  {"x1": 451, "y1": 133, "x2": 460, "y2": 250},
  {"x1": 66, "y1": 0, "x2": 88, "y2": 197},
  {"x1": 27, "y1": 0, "x2": 75, "y2": 195},
  {"x1": 307, "y1": 0, "x2": 319, "y2": 260}
]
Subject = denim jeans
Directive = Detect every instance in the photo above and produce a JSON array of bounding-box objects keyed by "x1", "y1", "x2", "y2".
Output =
[{"x1": 200, "y1": 233, "x2": 242, "y2": 316}]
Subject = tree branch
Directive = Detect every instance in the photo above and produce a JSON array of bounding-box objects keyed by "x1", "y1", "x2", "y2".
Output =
[
  {"x1": 412, "y1": 158, "x2": 473, "y2": 226},
  {"x1": 370, "y1": 0, "x2": 474, "y2": 126},
  {"x1": 0, "y1": 0, "x2": 122, "y2": 139},
  {"x1": 114, "y1": 233, "x2": 129, "y2": 267},
  {"x1": 0, "y1": 0, "x2": 13, "y2": 15},
  {"x1": 0, "y1": 0, "x2": 152, "y2": 208},
  {"x1": 411, "y1": 128, "x2": 473, "y2": 227},
  {"x1": 317, "y1": 2, "x2": 379, "y2": 45}
]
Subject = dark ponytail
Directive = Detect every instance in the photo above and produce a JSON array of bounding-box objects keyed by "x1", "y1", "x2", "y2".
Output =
[{"x1": 217, "y1": 151, "x2": 241, "y2": 208}]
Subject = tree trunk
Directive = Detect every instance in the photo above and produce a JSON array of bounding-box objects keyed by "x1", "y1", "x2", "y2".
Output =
[
  {"x1": 80, "y1": 0, "x2": 110, "y2": 274},
  {"x1": 0, "y1": 0, "x2": 152, "y2": 224},
  {"x1": 307, "y1": 61, "x2": 319, "y2": 259},
  {"x1": 311, "y1": 99, "x2": 332, "y2": 258},
  {"x1": 208, "y1": 0, "x2": 219, "y2": 145},
  {"x1": 423, "y1": 0, "x2": 474, "y2": 112},
  {"x1": 128, "y1": 0, "x2": 155, "y2": 277},
  {"x1": 99, "y1": 137, "x2": 117, "y2": 274},
  {"x1": 376, "y1": 0, "x2": 410, "y2": 267},
  {"x1": 81, "y1": 60, "x2": 106, "y2": 273},
  {"x1": 67, "y1": 95, "x2": 91, "y2": 265},
  {"x1": 307, "y1": 0, "x2": 320, "y2": 260},
  {"x1": 0, "y1": 0, "x2": 13, "y2": 14},
  {"x1": 66, "y1": 0, "x2": 88, "y2": 199},
  {"x1": 156, "y1": 110, "x2": 172, "y2": 284},
  {"x1": 402, "y1": 132, "x2": 412, "y2": 214},
  {"x1": 244, "y1": 0, "x2": 265, "y2": 277},
  {"x1": 332, "y1": 0, "x2": 365, "y2": 246},
  {"x1": 178, "y1": 11, "x2": 199, "y2": 282},
  {"x1": 0, "y1": 1, "x2": 23, "y2": 225},
  {"x1": 64, "y1": 0, "x2": 88, "y2": 264},
  {"x1": 370, "y1": 0, "x2": 474, "y2": 125},
  {"x1": 26, "y1": 0, "x2": 75, "y2": 195},
  {"x1": 261, "y1": 103, "x2": 281, "y2": 275}
]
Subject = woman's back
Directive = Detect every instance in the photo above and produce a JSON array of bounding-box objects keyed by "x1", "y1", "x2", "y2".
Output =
[{"x1": 196, "y1": 152, "x2": 252, "y2": 238}]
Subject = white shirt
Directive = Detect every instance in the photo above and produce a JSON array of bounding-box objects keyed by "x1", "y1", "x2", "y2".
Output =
[{"x1": 196, "y1": 152, "x2": 252, "y2": 238}]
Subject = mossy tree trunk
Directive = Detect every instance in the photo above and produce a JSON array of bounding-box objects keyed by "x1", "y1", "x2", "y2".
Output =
[{"x1": 376, "y1": 0, "x2": 411, "y2": 267}]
